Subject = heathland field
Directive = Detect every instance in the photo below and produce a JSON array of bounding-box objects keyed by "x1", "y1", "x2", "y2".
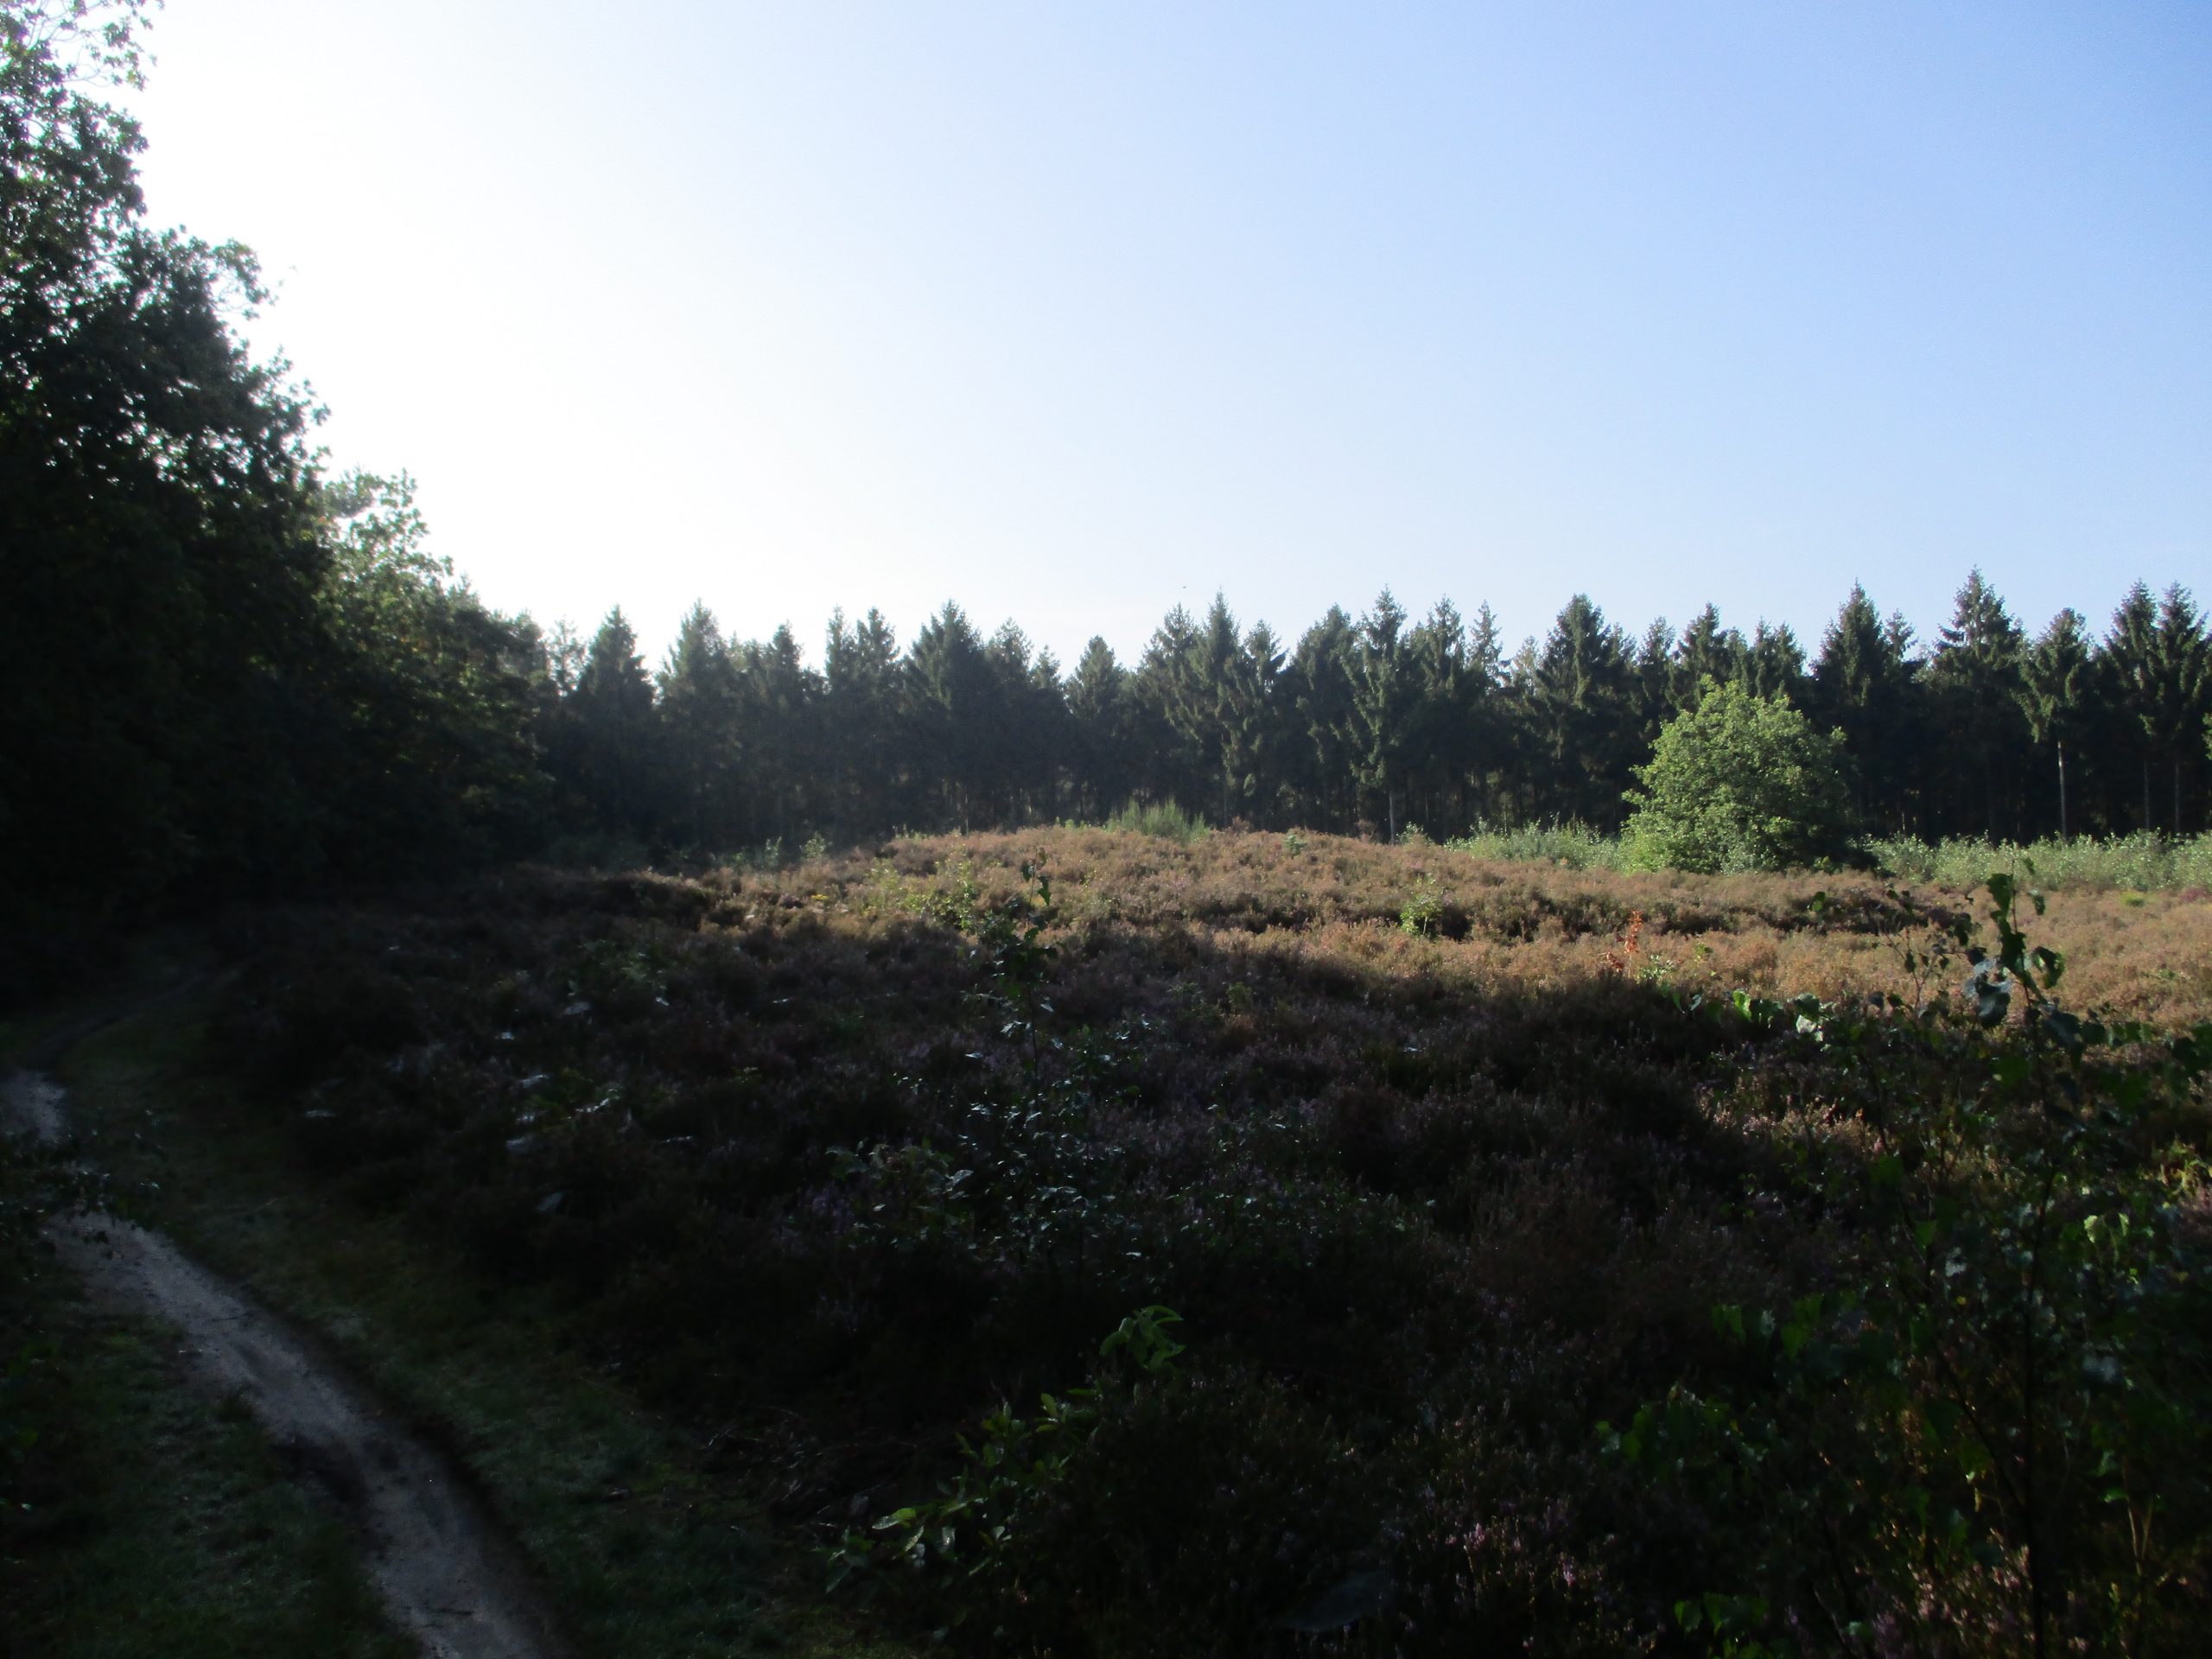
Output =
[{"x1": 25, "y1": 831, "x2": 2212, "y2": 1656}]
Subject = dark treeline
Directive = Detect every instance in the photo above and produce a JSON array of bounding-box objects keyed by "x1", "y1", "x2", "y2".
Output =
[
  {"x1": 6, "y1": 1, "x2": 2212, "y2": 980},
  {"x1": 537, "y1": 575, "x2": 2212, "y2": 852}
]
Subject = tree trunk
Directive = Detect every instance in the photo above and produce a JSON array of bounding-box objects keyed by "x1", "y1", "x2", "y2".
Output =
[{"x1": 2056, "y1": 741, "x2": 2068, "y2": 842}]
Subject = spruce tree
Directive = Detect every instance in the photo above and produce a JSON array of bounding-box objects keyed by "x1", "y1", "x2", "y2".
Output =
[
  {"x1": 1407, "y1": 600, "x2": 1476, "y2": 831},
  {"x1": 1164, "y1": 595, "x2": 1246, "y2": 824},
  {"x1": 569, "y1": 607, "x2": 659, "y2": 836},
  {"x1": 658, "y1": 602, "x2": 741, "y2": 846},
  {"x1": 906, "y1": 603, "x2": 991, "y2": 829},
  {"x1": 982, "y1": 620, "x2": 1057, "y2": 823},
  {"x1": 1672, "y1": 605, "x2": 1746, "y2": 712},
  {"x1": 1462, "y1": 604, "x2": 1511, "y2": 828},
  {"x1": 2017, "y1": 610, "x2": 2092, "y2": 839},
  {"x1": 1340, "y1": 590, "x2": 1417, "y2": 838},
  {"x1": 1929, "y1": 569, "x2": 2027, "y2": 838},
  {"x1": 1632, "y1": 620, "x2": 1678, "y2": 744},
  {"x1": 1811, "y1": 585, "x2": 1915, "y2": 830},
  {"x1": 736, "y1": 624, "x2": 818, "y2": 842},
  {"x1": 823, "y1": 607, "x2": 903, "y2": 831},
  {"x1": 1066, "y1": 637, "x2": 1130, "y2": 818},
  {"x1": 1129, "y1": 606, "x2": 1210, "y2": 814},
  {"x1": 1527, "y1": 594, "x2": 1637, "y2": 827},
  {"x1": 1742, "y1": 621, "x2": 1809, "y2": 704},
  {"x1": 1287, "y1": 607, "x2": 1357, "y2": 831},
  {"x1": 2106, "y1": 583, "x2": 2163, "y2": 832},
  {"x1": 2147, "y1": 587, "x2": 2209, "y2": 832},
  {"x1": 1023, "y1": 645, "x2": 1073, "y2": 823},
  {"x1": 1237, "y1": 620, "x2": 1289, "y2": 828}
]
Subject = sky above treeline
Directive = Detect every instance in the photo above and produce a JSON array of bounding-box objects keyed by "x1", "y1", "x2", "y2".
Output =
[{"x1": 126, "y1": 1, "x2": 2209, "y2": 669}]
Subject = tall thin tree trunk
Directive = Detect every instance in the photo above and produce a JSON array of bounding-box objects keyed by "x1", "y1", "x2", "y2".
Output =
[
  {"x1": 2056, "y1": 741, "x2": 2068, "y2": 842},
  {"x1": 2144, "y1": 760, "x2": 2152, "y2": 834}
]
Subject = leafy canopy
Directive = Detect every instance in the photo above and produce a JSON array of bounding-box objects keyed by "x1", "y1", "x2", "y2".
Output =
[{"x1": 1624, "y1": 678, "x2": 1856, "y2": 872}]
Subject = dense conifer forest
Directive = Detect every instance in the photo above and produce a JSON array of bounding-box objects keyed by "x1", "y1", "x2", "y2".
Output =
[{"x1": 530, "y1": 569, "x2": 2212, "y2": 858}]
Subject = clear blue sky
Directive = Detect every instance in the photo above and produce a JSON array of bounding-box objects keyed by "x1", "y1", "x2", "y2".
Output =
[{"x1": 126, "y1": 1, "x2": 2209, "y2": 669}]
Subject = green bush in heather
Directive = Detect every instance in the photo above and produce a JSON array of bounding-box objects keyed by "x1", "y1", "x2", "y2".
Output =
[{"x1": 1624, "y1": 680, "x2": 1857, "y2": 873}]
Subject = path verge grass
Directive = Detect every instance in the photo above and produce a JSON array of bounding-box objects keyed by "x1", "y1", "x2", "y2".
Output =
[
  {"x1": 1, "y1": 1210, "x2": 407, "y2": 1656},
  {"x1": 49, "y1": 997, "x2": 905, "y2": 1659}
]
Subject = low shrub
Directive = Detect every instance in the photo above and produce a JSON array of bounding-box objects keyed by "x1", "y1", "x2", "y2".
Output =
[
  {"x1": 1443, "y1": 819, "x2": 1628, "y2": 870},
  {"x1": 1103, "y1": 799, "x2": 1209, "y2": 842}
]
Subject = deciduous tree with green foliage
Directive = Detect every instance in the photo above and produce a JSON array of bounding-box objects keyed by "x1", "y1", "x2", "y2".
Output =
[
  {"x1": 312, "y1": 471, "x2": 548, "y2": 870},
  {"x1": 1, "y1": 0, "x2": 327, "y2": 928},
  {"x1": 1624, "y1": 679, "x2": 1857, "y2": 873}
]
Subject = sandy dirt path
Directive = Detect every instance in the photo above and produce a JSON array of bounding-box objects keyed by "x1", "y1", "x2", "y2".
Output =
[{"x1": 3, "y1": 1059, "x2": 569, "y2": 1659}]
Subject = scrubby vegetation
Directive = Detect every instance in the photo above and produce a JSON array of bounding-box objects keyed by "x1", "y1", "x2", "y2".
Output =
[
  {"x1": 193, "y1": 830, "x2": 2210, "y2": 1654},
  {"x1": 1868, "y1": 831, "x2": 2212, "y2": 894},
  {"x1": 1443, "y1": 819, "x2": 1633, "y2": 870},
  {"x1": 1099, "y1": 799, "x2": 1211, "y2": 842}
]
